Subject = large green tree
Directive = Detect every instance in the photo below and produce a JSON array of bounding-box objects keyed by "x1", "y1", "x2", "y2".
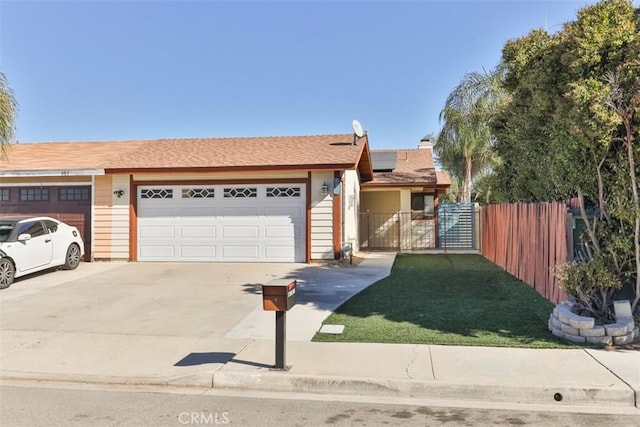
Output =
[
  {"x1": 494, "y1": 0, "x2": 640, "y2": 314},
  {"x1": 435, "y1": 67, "x2": 505, "y2": 203},
  {"x1": 0, "y1": 71, "x2": 18, "y2": 158}
]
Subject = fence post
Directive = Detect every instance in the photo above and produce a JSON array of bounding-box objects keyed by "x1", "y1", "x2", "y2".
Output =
[
  {"x1": 396, "y1": 212, "x2": 401, "y2": 251},
  {"x1": 565, "y1": 211, "x2": 574, "y2": 262}
]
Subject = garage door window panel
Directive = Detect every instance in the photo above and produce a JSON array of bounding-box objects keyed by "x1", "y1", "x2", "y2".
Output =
[
  {"x1": 182, "y1": 188, "x2": 215, "y2": 199},
  {"x1": 59, "y1": 187, "x2": 90, "y2": 201},
  {"x1": 266, "y1": 187, "x2": 301, "y2": 198},
  {"x1": 141, "y1": 189, "x2": 173, "y2": 199},
  {"x1": 20, "y1": 188, "x2": 49, "y2": 201},
  {"x1": 224, "y1": 187, "x2": 257, "y2": 198}
]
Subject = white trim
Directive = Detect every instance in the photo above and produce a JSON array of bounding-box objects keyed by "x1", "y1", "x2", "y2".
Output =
[
  {"x1": 0, "y1": 169, "x2": 104, "y2": 177},
  {"x1": 0, "y1": 181, "x2": 92, "y2": 187}
]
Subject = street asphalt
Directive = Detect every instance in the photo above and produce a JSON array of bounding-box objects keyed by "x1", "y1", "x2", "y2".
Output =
[{"x1": 0, "y1": 252, "x2": 638, "y2": 411}]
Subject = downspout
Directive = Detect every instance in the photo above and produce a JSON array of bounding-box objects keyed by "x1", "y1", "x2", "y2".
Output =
[
  {"x1": 341, "y1": 172, "x2": 345, "y2": 258},
  {"x1": 333, "y1": 170, "x2": 344, "y2": 260},
  {"x1": 90, "y1": 174, "x2": 96, "y2": 262}
]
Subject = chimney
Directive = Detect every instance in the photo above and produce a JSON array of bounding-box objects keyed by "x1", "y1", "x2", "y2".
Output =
[{"x1": 418, "y1": 137, "x2": 432, "y2": 149}]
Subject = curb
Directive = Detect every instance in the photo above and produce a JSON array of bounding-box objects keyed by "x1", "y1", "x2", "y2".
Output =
[
  {"x1": 212, "y1": 370, "x2": 637, "y2": 408},
  {"x1": 0, "y1": 371, "x2": 213, "y2": 389},
  {"x1": 2, "y1": 369, "x2": 637, "y2": 409}
]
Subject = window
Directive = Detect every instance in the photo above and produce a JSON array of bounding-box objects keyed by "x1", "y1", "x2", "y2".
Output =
[
  {"x1": 0, "y1": 221, "x2": 16, "y2": 242},
  {"x1": 59, "y1": 187, "x2": 90, "y2": 201},
  {"x1": 141, "y1": 189, "x2": 173, "y2": 199},
  {"x1": 0, "y1": 189, "x2": 9, "y2": 201},
  {"x1": 224, "y1": 187, "x2": 257, "y2": 198},
  {"x1": 411, "y1": 193, "x2": 435, "y2": 218},
  {"x1": 266, "y1": 187, "x2": 301, "y2": 198},
  {"x1": 16, "y1": 221, "x2": 46, "y2": 238},
  {"x1": 19, "y1": 188, "x2": 49, "y2": 201},
  {"x1": 43, "y1": 219, "x2": 59, "y2": 233},
  {"x1": 182, "y1": 188, "x2": 215, "y2": 199}
]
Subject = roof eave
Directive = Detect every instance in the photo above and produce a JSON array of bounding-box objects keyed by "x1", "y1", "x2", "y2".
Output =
[
  {"x1": 0, "y1": 169, "x2": 105, "y2": 177},
  {"x1": 354, "y1": 135, "x2": 373, "y2": 182},
  {"x1": 105, "y1": 164, "x2": 359, "y2": 175},
  {"x1": 361, "y1": 181, "x2": 439, "y2": 189}
]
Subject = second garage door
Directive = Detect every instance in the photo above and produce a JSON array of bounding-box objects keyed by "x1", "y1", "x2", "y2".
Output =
[{"x1": 137, "y1": 184, "x2": 305, "y2": 262}]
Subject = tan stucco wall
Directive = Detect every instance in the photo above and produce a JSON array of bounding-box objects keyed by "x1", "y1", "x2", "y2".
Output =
[
  {"x1": 360, "y1": 188, "x2": 438, "y2": 251},
  {"x1": 360, "y1": 189, "x2": 401, "y2": 214}
]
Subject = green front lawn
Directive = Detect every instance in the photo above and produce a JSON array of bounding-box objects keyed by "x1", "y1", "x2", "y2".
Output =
[{"x1": 313, "y1": 254, "x2": 574, "y2": 348}]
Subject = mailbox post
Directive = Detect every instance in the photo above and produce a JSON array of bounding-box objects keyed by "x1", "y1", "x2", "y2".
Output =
[{"x1": 261, "y1": 279, "x2": 296, "y2": 370}]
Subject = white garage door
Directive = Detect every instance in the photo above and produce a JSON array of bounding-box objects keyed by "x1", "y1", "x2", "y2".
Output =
[{"x1": 137, "y1": 184, "x2": 306, "y2": 262}]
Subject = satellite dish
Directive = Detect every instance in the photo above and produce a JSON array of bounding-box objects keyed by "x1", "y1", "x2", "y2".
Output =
[{"x1": 352, "y1": 119, "x2": 364, "y2": 138}]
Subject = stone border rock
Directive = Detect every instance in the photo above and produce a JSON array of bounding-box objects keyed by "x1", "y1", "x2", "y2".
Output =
[{"x1": 548, "y1": 300, "x2": 638, "y2": 346}]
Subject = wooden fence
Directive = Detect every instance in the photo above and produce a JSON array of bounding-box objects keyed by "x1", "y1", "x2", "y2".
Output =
[{"x1": 481, "y1": 202, "x2": 569, "y2": 304}]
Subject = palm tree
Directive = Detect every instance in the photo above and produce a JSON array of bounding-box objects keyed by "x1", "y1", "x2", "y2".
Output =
[
  {"x1": 435, "y1": 67, "x2": 505, "y2": 203},
  {"x1": 0, "y1": 71, "x2": 18, "y2": 159}
]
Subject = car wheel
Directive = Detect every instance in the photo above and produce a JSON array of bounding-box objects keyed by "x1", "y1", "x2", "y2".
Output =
[
  {"x1": 62, "y1": 243, "x2": 81, "y2": 270},
  {"x1": 0, "y1": 258, "x2": 15, "y2": 289}
]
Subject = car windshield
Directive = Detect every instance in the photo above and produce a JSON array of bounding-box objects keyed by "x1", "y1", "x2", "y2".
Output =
[{"x1": 0, "y1": 221, "x2": 17, "y2": 243}]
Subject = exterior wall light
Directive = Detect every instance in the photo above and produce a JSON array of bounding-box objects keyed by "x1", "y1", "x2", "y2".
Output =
[
  {"x1": 320, "y1": 182, "x2": 329, "y2": 196},
  {"x1": 113, "y1": 190, "x2": 125, "y2": 198}
]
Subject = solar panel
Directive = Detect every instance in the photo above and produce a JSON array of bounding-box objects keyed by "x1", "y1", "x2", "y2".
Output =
[{"x1": 371, "y1": 152, "x2": 397, "y2": 171}]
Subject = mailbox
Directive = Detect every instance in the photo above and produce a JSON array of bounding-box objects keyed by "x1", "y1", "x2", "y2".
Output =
[{"x1": 262, "y1": 280, "x2": 296, "y2": 311}]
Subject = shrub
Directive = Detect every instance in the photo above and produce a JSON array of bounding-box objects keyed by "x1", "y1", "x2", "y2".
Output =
[{"x1": 555, "y1": 257, "x2": 622, "y2": 323}]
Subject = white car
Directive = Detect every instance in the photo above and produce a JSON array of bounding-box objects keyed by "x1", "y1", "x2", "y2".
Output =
[{"x1": 0, "y1": 216, "x2": 85, "y2": 289}]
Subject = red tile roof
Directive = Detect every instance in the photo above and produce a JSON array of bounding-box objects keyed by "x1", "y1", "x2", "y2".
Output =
[
  {"x1": 362, "y1": 148, "x2": 450, "y2": 188},
  {"x1": 0, "y1": 134, "x2": 372, "y2": 179}
]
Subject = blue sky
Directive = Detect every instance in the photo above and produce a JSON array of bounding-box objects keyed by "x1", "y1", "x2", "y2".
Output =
[{"x1": 0, "y1": 0, "x2": 611, "y2": 149}]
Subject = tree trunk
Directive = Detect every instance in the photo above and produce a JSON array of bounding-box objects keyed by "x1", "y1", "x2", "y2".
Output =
[
  {"x1": 464, "y1": 151, "x2": 472, "y2": 203},
  {"x1": 577, "y1": 190, "x2": 599, "y2": 258},
  {"x1": 623, "y1": 119, "x2": 640, "y2": 314}
]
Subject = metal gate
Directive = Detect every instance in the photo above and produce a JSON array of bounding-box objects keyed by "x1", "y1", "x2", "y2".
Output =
[
  {"x1": 359, "y1": 212, "x2": 437, "y2": 251},
  {"x1": 438, "y1": 203, "x2": 477, "y2": 249}
]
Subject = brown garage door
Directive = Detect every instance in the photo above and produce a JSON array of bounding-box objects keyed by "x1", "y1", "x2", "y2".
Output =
[{"x1": 0, "y1": 186, "x2": 92, "y2": 260}]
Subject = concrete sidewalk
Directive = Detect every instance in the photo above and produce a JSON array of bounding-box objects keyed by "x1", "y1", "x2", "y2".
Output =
[
  {"x1": 213, "y1": 340, "x2": 640, "y2": 409},
  {"x1": 1, "y1": 252, "x2": 639, "y2": 411},
  {"x1": 2, "y1": 333, "x2": 638, "y2": 410}
]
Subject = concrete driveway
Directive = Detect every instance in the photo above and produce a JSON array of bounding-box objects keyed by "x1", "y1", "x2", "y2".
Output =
[
  {"x1": 0, "y1": 262, "x2": 301, "y2": 338},
  {"x1": 0, "y1": 256, "x2": 394, "y2": 386},
  {"x1": 0, "y1": 256, "x2": 394, "y2": 340}
]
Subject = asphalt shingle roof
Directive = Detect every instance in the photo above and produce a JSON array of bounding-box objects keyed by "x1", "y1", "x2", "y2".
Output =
[{"x1": 0, "y1": 134, "x2": 371, "y2": 175}]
